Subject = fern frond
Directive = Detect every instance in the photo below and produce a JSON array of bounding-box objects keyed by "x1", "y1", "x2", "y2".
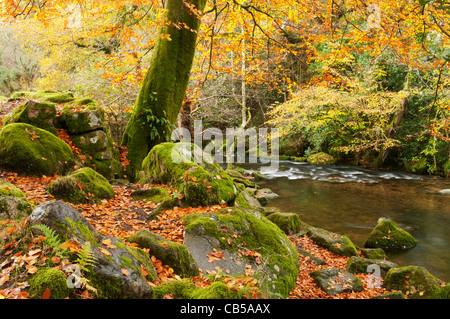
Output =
[
  {"x1": 31, "y1": 224, "x2": 62, "y2": 250},
  {"x1": 76, "y1": 241, "x2": 98, "y2": 272}
]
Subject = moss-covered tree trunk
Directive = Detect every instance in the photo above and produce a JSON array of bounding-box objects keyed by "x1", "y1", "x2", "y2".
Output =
[{"x1": 122, "y1": 0, "x2": 206, "y2": 178}]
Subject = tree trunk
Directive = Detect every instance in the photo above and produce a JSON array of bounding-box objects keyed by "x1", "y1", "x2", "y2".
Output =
[{"x1": 122, "y1": 0, "x2": 206, "y2": 177}]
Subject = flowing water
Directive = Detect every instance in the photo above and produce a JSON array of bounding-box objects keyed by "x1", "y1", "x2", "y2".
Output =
[{"x1": 241, "y1": 161, "x2": 450, "y2": 282}]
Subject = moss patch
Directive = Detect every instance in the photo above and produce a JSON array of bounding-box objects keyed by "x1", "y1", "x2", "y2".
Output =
[
  {"x1": 139, "y1": 142, "x2": 236, "y2": 206},
  {"x1": 0, "y1": 123, "x2": 74, "y2": 176},
  {"x1": 384, "y1": 265, "x2": 449, "y2": 299},
  {"x1": 364, "y1": 219, "x2": 417, "y2": 250},
  {"x1": 2, "y1": 100, "x2": 57, "y2": 135},
  {"x1": 47, "y1": 167, "x2": 114, "y2": 203},
  {"x1": 182, "y1": 208, "x2": 299, "y2": 298},
  {"x1": 29, "y1": 268, "x2": 70, "y2": 299}
]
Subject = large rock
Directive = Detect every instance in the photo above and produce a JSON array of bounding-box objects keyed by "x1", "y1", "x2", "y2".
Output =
[
  {"x1": 384, "y1": 265, "x2": 450, "y2": 299},
  {"x1": 310, "y1": 268, "x2": 363, "y2": 295},
  {"x1": 47, "y1": 167, "x2": 115, "y2": 203},
  {"x1": 182, "y1": 207, "x2": 299, "y2": 298},
  {"x1": 2, "y1": 100, "x2": 57, "y2": 135},
  {"x1": 60, "y1": 105, "x2": 104, "y2": 134},
  {"x1": 364, "y1": 219, "x2": 417, "y2": 250},
  {"x1": 266, "y1": 212, "x2": 303, "y2": 235},
  {"x1": 139, "y1": 142, "x2": 236, "y2": 206},
  {"x1": 0, "y1": 123, "x2": 75, "y2": 176},
  {"x1": 306, "y1": 226, "x2": 359, "y2": 257},
  {"x1": 128, "y1": 229, "x2": 199, "y2": 278},
  {"x1": 0, "y1": 181, "x2": 32, "y2": 220},
  {"x1": 29, "y1": 201, "x2": 157, "y2": 298},
  {"x1": 10, "y1": 90, "x2": 75, "y2": 104},
  {"x1": 346, "y1": 256, "x2": 398, "y2": 276},
  {"x1": 71, "y1": 130, "x2": 110, "y2": 155}
]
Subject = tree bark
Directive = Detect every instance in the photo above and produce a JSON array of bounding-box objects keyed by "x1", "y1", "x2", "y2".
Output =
[{"x1": 122, "y1": 0, "x2": 206, "y2": 177}]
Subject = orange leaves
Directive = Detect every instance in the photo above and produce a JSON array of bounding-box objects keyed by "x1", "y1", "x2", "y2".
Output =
[
  {"x1": 25, "y1": 127, "x2": 40, "y2": 141},
  {"x1": 207, "y1": 248, "x2": 225, "y2": 263}
]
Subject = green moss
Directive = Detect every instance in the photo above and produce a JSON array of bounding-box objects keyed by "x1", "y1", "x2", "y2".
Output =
[
  {"x1": 29, "y1": 268, "x2": 70, "y2": 299},
  {"x1": 307, "y1": 152, "x2": 337, "y2": 165},
  {"x1": 266, "y1": 212, "x2": 302, "y2": 235},
  {"x1": 139, "y1": 143, "x2": 236, "y2": 206},
  {"x1": 10, "y1": 90, "x2": 75, "y2": 103},
  {"x1": 182, "y1": 208, "x2": 299, "y2": 298},
  {"x1": 152, "y1": 279, "x2": 197, "y2": 299},
  {"x1": 47, "y1": 167, "x2": 114, "y2": 203},
  {"x1": 152, "y1": 278, "x2": 253, "y2": 299},
  {"x1": 405, "y1": 156, "x2": 428, "y2": 174},
  {"x1": 128, "y1": 229, "x2": 199, "y2": 278},
  {"x1": 364, "y1": 219, "x2": 417, "y2": 250},
  {"x1": 125, "y1": 245, "x2": 159, "y2": 282},
  {"x1": 65, "y1": 218, "x2": 99, "y2": 247},
  {"x1": 384, "y1": 265, "x2": 448, "y2": 299},
  {"x1": 306, "y1": 226, "x2": 359, "y2": 257},
  {"x1": 61, "y1": 104, "x2": 105, "y2": 134},
  {"x1": 2, "y1": 100, "x2": 57, "y2": 135},
  {"x1": 130, "y1": 187, "x2": 172, "y2": 203},
  {"x1": 0, "y1": 181, "x2": 27, "y2": 200},
  {"x1": 0, "y1": 123, "x2": 75, "y2": 176},
  {"x1": 191, "y1": 281, "x2": 245, "y2": 299}
]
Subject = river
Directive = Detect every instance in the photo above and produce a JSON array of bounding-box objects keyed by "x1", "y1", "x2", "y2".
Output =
[{"x1": 241, "y1": 161, "x2": 450, "y2": 282}]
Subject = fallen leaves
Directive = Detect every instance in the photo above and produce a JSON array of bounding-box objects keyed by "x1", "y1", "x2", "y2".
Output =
[{"x1": 207, "y1": 248, "x2": 225, "y2": 263}]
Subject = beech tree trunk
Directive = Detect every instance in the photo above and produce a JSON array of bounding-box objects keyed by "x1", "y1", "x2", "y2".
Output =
[{"x1": 122, "y1": 0, "x2": 206, "y2": 177}]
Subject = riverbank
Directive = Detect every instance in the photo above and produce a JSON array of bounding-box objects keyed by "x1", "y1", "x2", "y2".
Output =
[{"x1": 0, "y1": 169, "x2": 391, "y2": 299}]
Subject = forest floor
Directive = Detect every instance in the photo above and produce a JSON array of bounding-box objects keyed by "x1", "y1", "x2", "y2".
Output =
[
  {"x1": 0, "y1": 170, "x2": 388, "y2": 299},
  {"x1": 0, "y1": 99, "x2": 387, "y2": 299}
]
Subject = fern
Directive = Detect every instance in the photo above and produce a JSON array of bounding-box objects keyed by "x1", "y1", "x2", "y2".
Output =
[
  {"x1": 75, "y1": 241, "x2": 97, "y2": 272},
  {"x1": 31, "y1": 224, "x2": 62, "y2": 251},
  {"x1": 73, "y1": 242, "x2": 98, "y2": 296}
]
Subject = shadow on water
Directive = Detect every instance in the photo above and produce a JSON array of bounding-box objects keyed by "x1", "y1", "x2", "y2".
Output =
[{"x1": 240, "y1": 161, "x2": 450, "y2": 282}]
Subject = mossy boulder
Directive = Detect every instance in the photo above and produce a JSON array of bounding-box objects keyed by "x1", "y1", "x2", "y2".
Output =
[
  {"x1": 29, "y1": 200, "x2": 157, "y2": 298},
  {"x1": 71, "y1": 130, "x2": 110, "y2": 155},
  {"x1": 266, "y1": 212, "x2": 302, "y2": 235},
  {"x1": 182, "y1": 207, "x2": 299, "y2": 298},
  {"x1": 384, "y1": 265, "x2": 449, "y2": 299},
  {"x1": 0, "y1": 181, "x2": 32, "y2": 220},
  {"x1": 364, "y1": 219, "x2": 417, "y2": 250},
  {"x1": 128, "y1": 229, "x2": 199, "y2": 278},
  {"x1": 152, "y1": 278, "x2": 250, "y2": 299},
  {"x1": 29, "y1": 268, "x2": 70, "y2": 299},
  {"x1": 254, "y1": 188, "x2": 279, "y2": 205},
  {"x1": 130, "y1": 187, "x2": 172, "y2": 203},
  {"x1": 2, "y1": 100, "x2": 57, "y2": 135},
  {"x1": 359, "y1": 247, "x2": 388, "y2": 260},
  {"x1": 306, "y1": 226, "x2": 359, "y2": 257},
  {"x1": 310, "y1": 267, "x2": 363, "y2": 295},
  {"x1": 346, "y1": 256, "x2": 398, "y2": 275},
  {"x1": 0, "y1": 123, "x2": 75, "y2": 176},
  {"x1": 47, "y1": 167, "x2": 114, "y2": 204},
  {"x1": 307, "y1": 152, "x2": 337, "y2": 165},
  {"x1": 10, "y1": 90, "x2": 75, "y2": 104},
  {"x1": 60, "y1": 104, "x2": 104, "y2": 134},
  {"x1": 139, "y1": 142, "x2": 236, "y2": 206}
]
